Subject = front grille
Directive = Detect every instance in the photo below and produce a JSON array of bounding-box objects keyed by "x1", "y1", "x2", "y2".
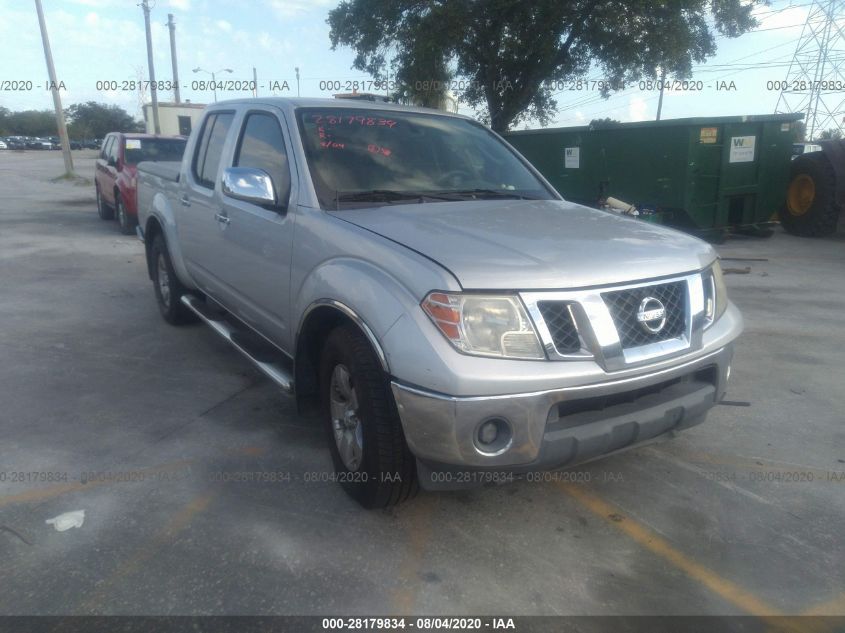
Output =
[
  {"x1": 537, "y1": 301, "x2": 581, "y2": 353},
  {"x1": 602, "y1": 281, "x2": 686, "y2": 348}
]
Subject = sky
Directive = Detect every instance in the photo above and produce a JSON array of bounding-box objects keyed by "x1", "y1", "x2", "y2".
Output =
[{"x1": 0, "y1": 0, "x2": 833, "y2": 129}]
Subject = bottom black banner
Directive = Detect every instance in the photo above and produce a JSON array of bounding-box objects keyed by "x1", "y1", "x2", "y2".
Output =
[{"x1": 0, "y1": 616, "x2": 842, "y2": 633}]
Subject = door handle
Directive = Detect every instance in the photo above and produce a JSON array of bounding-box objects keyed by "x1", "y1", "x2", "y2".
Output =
[
  {"x1": 180, "y1": 195, "x2": 191, "y2": 207},
  {"x1": 214, "y1": 212, "x2": 231, "y2": 225}
]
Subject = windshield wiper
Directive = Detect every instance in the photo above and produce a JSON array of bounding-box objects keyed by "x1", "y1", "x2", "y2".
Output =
[
  {"x1": 435, "y1": 188, "x2": 534, "y2": 200},
  {"x1": 334, "y1": 190, "x2": 460, "y2": 206}
]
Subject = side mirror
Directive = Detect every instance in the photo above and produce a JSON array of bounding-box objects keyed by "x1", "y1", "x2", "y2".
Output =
[
  {"x1": 222, "y1": 167, "x2": 280, "y2": 208},
  {"x1": 107, "y1": 156, "x2": 116, "y2": 168}
]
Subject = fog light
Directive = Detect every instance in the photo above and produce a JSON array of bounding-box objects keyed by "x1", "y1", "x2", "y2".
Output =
[
  {"x1": 473, "y1": 417, "x2": 513, "y2": 456},
  {"x1": 478, "y1": 421, "x2": 499, "y2": 445}
]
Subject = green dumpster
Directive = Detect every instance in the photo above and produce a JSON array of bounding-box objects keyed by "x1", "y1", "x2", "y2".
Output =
[{"x1": 503, "y1": 113, "x2": 803, "y2": 236}]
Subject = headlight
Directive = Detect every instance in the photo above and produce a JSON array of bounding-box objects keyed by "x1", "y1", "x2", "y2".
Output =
[
  {"x1": 421, "y1": 292, "x2": 544, "y2": 359},
  {"x1": 703, "y1": 261, "x2": 728, "y2": 327}
]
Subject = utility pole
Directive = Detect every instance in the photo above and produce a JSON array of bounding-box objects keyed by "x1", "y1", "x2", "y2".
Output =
[
  {"x1": 34, "y1": 0, "x2": 73, "y2": 175},
  {"x1": 295, "y1": 67, "x2": 300, "y2": 97},
  {"x1": 656, "y1": 67, "x2": 666, "y2": 121},
  {"x1": 167, "y1": 13, "x2": 181, "y2": 104},
  {"x1": 253, "y1": 66, "x2": 258, "y2": 97},
  {"x1": 141, "y1": 0, "x2": 161, "y2": 134}
]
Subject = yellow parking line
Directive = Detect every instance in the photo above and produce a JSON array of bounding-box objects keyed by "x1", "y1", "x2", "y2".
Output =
[
  {"x1": 556, "y1": 482, "x2": 845, "y2": 633},
  {"x1": 556, "y1": 482, "x2": 783, "y2": 617}
]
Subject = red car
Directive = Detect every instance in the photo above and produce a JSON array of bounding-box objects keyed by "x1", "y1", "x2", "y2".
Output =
[{"x1": 95, "y1": 133, "x2": 187, "y2": 234}]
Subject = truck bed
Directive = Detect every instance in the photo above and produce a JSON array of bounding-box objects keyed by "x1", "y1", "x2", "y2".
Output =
[{"x1": 137, "y1": 161, "x2": 181, "y2": 182}]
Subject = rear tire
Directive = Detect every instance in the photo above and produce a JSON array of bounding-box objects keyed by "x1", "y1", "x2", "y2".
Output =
[
  {"x1": 149, "y1": 235, "x2": 197, "y2": 325},
  {"x1": 319, "y1": 325, "x2": 418, "y2": 508},
  {"x1": 116, "y1": 197, "x2": 136, "y2": 235},
  {"x1": 780, "y1": 152, "x2": 840, "y2": 237},
  {"x1": 96, "y1": 187, "x2": 114, "y2": 220}
]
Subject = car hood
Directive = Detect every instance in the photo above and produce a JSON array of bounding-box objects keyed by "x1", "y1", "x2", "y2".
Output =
[{"x1": 330, "y1": 199, "x2": 716, "y2": 290}]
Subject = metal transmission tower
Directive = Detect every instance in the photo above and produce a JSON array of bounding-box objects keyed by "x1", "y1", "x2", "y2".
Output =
[{"x1": 775, "y1": 0, "x2": 845, "y2": 140}]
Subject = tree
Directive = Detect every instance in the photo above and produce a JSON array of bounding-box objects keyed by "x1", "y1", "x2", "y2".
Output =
[
  {"x1": 3, "y1": 109, "x2": 57, "y2": 137},
  {"x1": 328, "y1": 0, "x2": 758, "y2": 132},
  {"x1": 64, "y1": 102, "x2": 141, "y2": 139},
  {"x1": 589, "y1": 117, "x2": 621, "y2": 129},
  {"x1": 817, "y1": 128, "x2": 843, "y2": 141}
]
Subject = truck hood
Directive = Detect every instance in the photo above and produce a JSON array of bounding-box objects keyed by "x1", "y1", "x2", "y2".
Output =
[{"x1": 330, "y1": 199, "x2": 716, "y2": 290}]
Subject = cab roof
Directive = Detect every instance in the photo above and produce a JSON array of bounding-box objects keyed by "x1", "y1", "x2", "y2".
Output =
[{"x1": 211, "y1": 96, "x2": 473, "y2": 122}]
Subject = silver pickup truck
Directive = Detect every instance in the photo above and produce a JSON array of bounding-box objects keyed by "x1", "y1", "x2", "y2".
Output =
[{"x1": 137, "y1": 98, "x2": 742, "y2": 507}]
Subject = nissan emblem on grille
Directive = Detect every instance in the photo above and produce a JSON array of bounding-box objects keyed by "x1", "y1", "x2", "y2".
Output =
[{"x1": 636, "y1": 297, "x2": 667, "y2": 333}]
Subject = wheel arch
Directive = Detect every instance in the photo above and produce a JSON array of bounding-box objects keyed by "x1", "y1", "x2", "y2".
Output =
[
  {"x1": 294, "y1": 300, "x2": 389, "y2": 416},
  {"x1": 143, "y1": 215, "x2": 164, "y2": 280}
]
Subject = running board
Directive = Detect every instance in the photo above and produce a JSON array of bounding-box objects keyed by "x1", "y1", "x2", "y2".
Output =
[{"x1": 180, "y1": 294, "x2": 293, "y2": 393}]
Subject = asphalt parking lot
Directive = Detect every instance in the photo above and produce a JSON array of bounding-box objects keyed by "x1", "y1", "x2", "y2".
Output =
[{"x1": 1, "y1": 149, "x2": 843, "y2": 618}]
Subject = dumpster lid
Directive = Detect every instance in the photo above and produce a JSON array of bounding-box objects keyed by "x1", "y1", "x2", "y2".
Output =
[{"x1": 506, "y1": 113, "x2": 805, "y2": 136}]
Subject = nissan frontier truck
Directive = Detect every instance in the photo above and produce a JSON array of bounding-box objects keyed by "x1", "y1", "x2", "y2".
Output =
[{"x1": 136, "y1": 98, "x2": 742, "y2": 508}]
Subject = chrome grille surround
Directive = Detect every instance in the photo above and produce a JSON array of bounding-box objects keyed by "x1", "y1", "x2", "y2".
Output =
[{"x1": 521, "y1": 272, "x2": 707, "y2": 371}]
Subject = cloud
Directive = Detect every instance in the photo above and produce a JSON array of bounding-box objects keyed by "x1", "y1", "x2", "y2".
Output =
[
  {"x1": 628, "y1": 96, "x2": 649, "y2": 122},
  {"x1": 265, "y1": 0, "x2": 334, "y2": 19},
  {"x1": 167, "y1": 0, "x2": 191, "y2": 10},
  {"x1": 216, "y1": 19, "x2": 232, "y2": 32},
  {"x1": 751, "y1": 4, "x2": 808, "y2": 30},
  {"x1": 66, "y1": 0, "x2": 117, "y2": 7}
]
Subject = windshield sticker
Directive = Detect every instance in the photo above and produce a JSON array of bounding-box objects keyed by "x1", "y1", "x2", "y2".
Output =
[{"x1": 125, "y1": 139, "x2": 141, "y2": 150}]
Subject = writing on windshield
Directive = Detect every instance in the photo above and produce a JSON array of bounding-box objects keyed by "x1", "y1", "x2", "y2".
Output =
[{"x1": 296, "y1": 108, "x2": 552, "y2": 209}]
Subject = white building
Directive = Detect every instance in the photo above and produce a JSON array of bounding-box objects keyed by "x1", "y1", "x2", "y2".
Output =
[{"x1": 142, "y1": 101, "x2": 206, "y2": 136}]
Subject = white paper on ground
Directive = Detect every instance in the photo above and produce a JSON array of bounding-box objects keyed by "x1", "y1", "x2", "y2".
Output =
[{"x1": 45, "y1": 510, "x2": 85, "y2": 532}]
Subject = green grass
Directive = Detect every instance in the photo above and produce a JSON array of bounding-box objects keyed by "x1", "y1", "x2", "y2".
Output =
[{"x1": 49, "y1": 172, "x2": 93, "y2": 186}]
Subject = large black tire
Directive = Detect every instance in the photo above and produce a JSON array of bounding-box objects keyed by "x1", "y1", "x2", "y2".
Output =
[
  {"x1": 96, "y1": 186, "x2": 114, "y2": 220},
  {"x1": 115, "y1": 196, "x2": 136, "y2": 235},
  {"x1": 319, "y1": 325, "x2": 418, "y2": 508},
  {"x1": 149, "y1": 235, "x2": 197, "y2": 325},
  {"x1": 780, "y1": 152, "x2": 840, "y2": 237}
]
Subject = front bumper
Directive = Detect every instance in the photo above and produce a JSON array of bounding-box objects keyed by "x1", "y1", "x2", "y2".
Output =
[{"x1": 391, "y1": 344, "x2": 733, "y2": 489}]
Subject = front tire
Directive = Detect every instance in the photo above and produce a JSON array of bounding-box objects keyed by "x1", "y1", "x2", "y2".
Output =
[
  {"x1": 116, "y1": 197, "x2": 136, "y2": 235},
  {"x1": 320, "y1": 325, "x2": 418, "y2": 508},
  {"x1": 96, "y1": 187, "x2": 114, "y2": 220},
  {"x1": 149, "y1": 235, "x2": 197, "y2": 325}
]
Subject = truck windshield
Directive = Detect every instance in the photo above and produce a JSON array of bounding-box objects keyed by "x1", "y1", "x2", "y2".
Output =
[
  {"x1": 124, "y1": 138, "x2": 187, "y2": 165},
  {"x1": 295, "y1": 108, "x2": 554, "y2": 209}
]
